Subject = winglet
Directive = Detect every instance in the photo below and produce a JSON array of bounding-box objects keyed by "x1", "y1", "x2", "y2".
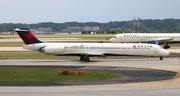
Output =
[{"x1": 14, "y1": 28, "x2": 43, "y2": 45}]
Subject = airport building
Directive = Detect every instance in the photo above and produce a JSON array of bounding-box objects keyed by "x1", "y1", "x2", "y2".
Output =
[{"x1": 62, "y1": 26, "x2": 99, "y2": 34}]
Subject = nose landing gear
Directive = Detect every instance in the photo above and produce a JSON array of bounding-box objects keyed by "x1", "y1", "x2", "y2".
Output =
[{"x1": 160, "y1": 56, "x2": 163, "y2": 60}]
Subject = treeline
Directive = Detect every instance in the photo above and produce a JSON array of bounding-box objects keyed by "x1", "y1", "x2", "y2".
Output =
[{"x1": 0, "y1": 18, "x2": 180, "y2": 33}]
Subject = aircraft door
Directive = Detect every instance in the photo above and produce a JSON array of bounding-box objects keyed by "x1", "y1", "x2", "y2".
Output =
[
  {"x1": 140, "y1": 35, "x2": 144, "y2": 41},
  {"x1": 119, "y1": 36, "x2": 122, "y2": 40}
]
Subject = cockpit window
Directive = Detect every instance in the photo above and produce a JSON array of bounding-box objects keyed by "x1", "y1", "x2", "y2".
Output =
[{"x1": 113, "y1": 36, "x2": 117, "y2": 38}]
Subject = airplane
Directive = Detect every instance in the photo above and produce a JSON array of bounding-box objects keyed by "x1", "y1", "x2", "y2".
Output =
[
  {"x1": 110, "y1": 33, "x2": 180, "y2": 49},
  {"x1": 14, "y1": 28, "x2": 169, "y2": 61}
]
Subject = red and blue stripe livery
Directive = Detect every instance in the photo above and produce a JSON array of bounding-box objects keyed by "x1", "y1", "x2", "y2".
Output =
[{"x1": 14, "y1": 28, "x2": 43, "y2": 45}]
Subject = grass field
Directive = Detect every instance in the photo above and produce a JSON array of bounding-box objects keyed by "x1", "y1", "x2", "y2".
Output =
[
  {"x1": 0, "y1": 34, "x2": 114, "y2": 40},
  {"x1": 0, "y1": 52, "x2": 65, "y2": 59},
  {"x1": 0, "y1": 68, "x2": 121, "y2": 82},
  {"x1": 0, "y1": 42, "x2": 24, "y2": 47}
]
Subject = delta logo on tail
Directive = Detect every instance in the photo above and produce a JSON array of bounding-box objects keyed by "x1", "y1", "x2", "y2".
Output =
[{"x1": 14, "y1": 28, "x2": 42, "y2": 45}]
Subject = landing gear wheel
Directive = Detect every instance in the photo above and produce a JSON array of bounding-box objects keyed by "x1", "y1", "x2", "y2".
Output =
[
  {"x1": 85, "y1": 57, "x2": 90, "y2": 61},
  {"x1": 163, "y1": 42, "x2": 170, "y2": 49},
  {"x1": 80, "y1": 56, "x2": 90, "y2": 61},
  {"x1": 163, "y1": 46, "x2": 170, "y2": 49},
  {"x1": 80, "y1": 56, "x2": 85, "y2": 61},
  {"x1": 160, "y1": 56, "x2": 163, "y2": 60}
]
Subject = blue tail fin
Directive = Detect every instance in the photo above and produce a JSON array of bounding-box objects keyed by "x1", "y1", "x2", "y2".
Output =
[{"x1": 14, "y1": 28, "x2": 43, "y2": 45}]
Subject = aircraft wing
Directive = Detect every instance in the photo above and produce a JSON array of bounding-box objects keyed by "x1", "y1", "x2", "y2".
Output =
[{"x1": 149, "y1": 38, "x2": 174, "y2": 43}]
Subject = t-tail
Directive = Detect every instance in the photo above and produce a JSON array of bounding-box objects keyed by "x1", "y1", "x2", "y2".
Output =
[{"x1": 14, "y1": 28, "x2": 43, "y2": 45}]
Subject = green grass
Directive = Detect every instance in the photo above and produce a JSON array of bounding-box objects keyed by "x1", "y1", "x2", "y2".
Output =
[
  {"x1": 167, "y1": 44, "x2": 180, "y2": 47},
  {"x1": 0, "y1": 42, "x2": 24, "y2": 47},
  {"x1": 0, "y1": 52, "x2": 65, "y2": 59},
  {"x1": 0, "y1": 34, "x2": 114, "y2": 40},
  {"x1": 37, "y1": 34, "x2": 113, "y2": 40},
  {"x1": 0, "y1": 68, "x2": 121, "y2": 82}
]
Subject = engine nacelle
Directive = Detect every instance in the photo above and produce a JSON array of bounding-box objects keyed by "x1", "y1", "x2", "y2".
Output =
[
  {"x1": 40, "y1": 46, "x2": 64, "y2": 54},
  {"x1": 147, "y1": 40, "x2": 158, "y2": 44}
]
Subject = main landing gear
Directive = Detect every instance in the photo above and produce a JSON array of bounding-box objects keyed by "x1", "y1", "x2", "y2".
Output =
[
  {"x1": 80, "y1": 55, "x2": 90, "y2": 61},
  {"x1": 163, "y1": 42, "x2": 170, "y2": 49},
  {"x1": 151, "y1": 56, "x2": 163, "y2": 60}
]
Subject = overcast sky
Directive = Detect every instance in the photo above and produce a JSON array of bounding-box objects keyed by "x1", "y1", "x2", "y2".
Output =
[{"x1": 0, "y1": 0, "x2": 179, "y2": 24}]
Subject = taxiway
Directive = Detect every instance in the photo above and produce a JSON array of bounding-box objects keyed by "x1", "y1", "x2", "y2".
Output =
[{"x1": 0, "y1": 58, "x2": 180, "y2": 96}]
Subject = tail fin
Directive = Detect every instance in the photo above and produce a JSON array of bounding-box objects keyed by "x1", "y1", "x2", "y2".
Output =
[{"x1": 14, "y1": 28, "x2": 43, "y2": 45}]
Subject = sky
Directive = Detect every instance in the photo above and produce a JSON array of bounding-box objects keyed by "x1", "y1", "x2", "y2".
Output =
[{"x1": 0, "y1": 0, "x2": 179, "y2": 24}]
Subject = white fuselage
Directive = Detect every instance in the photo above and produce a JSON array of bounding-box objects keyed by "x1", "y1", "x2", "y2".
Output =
[
  {"x1": 22, "y1": 43, "x2": 169, "y2": 57},
  {"x1": 110, "y1": 33, "x2": 180, "y2": 43}
]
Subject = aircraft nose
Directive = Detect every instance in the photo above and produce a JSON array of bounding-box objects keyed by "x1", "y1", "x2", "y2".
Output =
[
  {"x1": 163, "y1": 49, "x2": 169, "y2": 56},
  {"x1": 110, "y1": 38, "x2": 113, "y2": 42},
  {"x1": 110, "y1": 38, "x2": 115, "y2": 42}
]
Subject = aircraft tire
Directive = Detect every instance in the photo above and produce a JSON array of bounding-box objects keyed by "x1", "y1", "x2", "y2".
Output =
[
  {"x1": 160, "y1": 56, "x2": 163, "y2": 60},
  {"x1": 80, "y1": 56, "x2": 85, "y2": 61},
  {"x1": 163, "y1": 46, "x2": 170, "y2": 49},
  {"x1": 85, "y1": 57, "x2": 90, "y2": 61}
]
